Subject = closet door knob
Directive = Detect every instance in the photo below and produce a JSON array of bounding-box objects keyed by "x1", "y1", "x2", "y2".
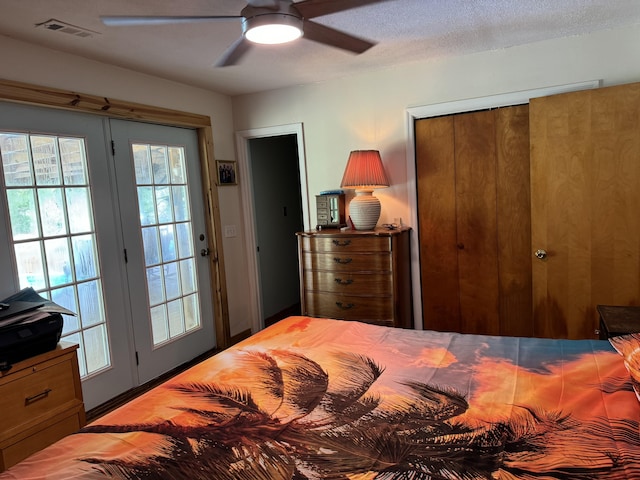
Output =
[{"x1": 534, "y1": 249, "x2": 547, "y2": 260}]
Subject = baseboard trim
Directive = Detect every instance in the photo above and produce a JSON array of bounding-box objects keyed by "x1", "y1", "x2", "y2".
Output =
[
  {"x1": 265, "y1": 303, "x2": 301, "y2": 327},
  {"x1": 230, "y1": 328, "x2": 252, "y2": 345},
  {"x1": 86, "y1": 347, "x2": 219, "y2": 423},
  {"x1": 87, "y1": 323, "x2": 278, "y2": 423}
]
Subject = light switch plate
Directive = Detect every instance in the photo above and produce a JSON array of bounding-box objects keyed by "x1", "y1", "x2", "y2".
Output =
[{"x1": 224, "y1": 225, "x2": 237, "y2": 238}]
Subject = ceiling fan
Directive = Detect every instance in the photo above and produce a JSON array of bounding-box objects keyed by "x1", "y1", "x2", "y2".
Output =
[{"x1": 101, "y1": 0, "x2": 391, "y2": 67}]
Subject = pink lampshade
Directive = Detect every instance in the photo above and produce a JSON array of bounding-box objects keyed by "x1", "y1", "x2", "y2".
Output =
[{"x1": 340, "y1": 150, "x2": 390, "y2": 189}]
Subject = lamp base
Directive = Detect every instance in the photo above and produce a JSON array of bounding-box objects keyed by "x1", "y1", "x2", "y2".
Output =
[{"x1": 348, "y1": 190, "x2": 381, "y2": 230}]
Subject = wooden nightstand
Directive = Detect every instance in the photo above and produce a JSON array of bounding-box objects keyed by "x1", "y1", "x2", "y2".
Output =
[
  {"x1": 296, "y1": 227, "x2": 412, "y2": 328},
  {"x1": 0, "y1": 342, "x2": 85, "y2": 472},
  {"x1": 596, "y1": 305, "x2": 640, "y2": 339}
]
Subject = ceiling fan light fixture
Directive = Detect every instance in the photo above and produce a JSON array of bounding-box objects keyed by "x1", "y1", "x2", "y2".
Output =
[{"x1": 243, "y1": 13, "x2": 302, "y2": 45}]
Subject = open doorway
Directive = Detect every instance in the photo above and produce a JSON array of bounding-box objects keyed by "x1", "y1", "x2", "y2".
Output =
[
  {"x1": 235, "y1": 124, "x2": 309, "y2": 334},
  {"x1": 248, "y1": 135, "x2": 303, "y2": 327}
]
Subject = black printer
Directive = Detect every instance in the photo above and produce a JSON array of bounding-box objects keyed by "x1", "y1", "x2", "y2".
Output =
[{"x1": 0, "y1": 288, "x2": 70, "y2": 372}]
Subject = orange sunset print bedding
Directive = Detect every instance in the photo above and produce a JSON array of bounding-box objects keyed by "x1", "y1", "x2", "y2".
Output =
[{"x1": 2, "y1": 316, "x2": 640, "y2": 479}]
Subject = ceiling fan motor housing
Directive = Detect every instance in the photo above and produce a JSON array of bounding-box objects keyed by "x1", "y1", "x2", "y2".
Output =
[{"x1": 241, "y1": 3, "x2": 304, "y2": 44}]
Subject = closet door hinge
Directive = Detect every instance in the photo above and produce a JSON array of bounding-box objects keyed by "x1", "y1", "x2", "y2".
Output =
[
  {"x1": 135, "y1": 351, "x2": 139, "y2": 366},
  {"x1": 111, "y1": 140, "x2": 115, "y2": 156},
  {"x1": 124, "y1": 248, "x2": 128, "y2": 263}
]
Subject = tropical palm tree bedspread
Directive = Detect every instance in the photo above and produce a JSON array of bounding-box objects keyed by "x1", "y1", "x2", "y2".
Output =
[{"x1": 3, "y1": 316, "x2": 640, "y2": 480}]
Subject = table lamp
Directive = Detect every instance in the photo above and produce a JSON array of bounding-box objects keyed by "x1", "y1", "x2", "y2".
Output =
[{"x1": 340, "y1": 150, "x2": 390, "y2": 230}]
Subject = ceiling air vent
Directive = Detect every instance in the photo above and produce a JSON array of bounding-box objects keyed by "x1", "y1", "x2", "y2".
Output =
[{"x1": 35, "y1": 19, "x2": 100, "y2": 38}]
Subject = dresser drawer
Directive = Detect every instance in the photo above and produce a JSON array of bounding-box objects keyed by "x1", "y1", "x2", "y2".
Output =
[
  {"x1": 303, "y1": 270, "x2": 392, "y2": 295},
  {"x1": 0, "y1": 356, "x2": 79, "y2": 436},
  {"x1": 303, "y1": 291, "x2": 393, "y2": 325},
  {"x1": 317, "y1": 213, "x2": 329, "y2": 224},
  {"x1": 316, "y1": 197, "x2": 329, "y2": 209},
  {"x1": 301, "y1": 251, "x2": 391, "y2": 272},
  {"x1": 0, "y1": 407, "x2": 84, "y2": 471},
  {"x1": 0, "y1": 343, "x2": 85, "y2": 472},
  {"x1": 300, "y1": 235, "x2": 391, "y2": 254}
]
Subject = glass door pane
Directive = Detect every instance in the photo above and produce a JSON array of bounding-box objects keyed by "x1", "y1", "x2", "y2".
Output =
[
  {"x1": 132, "y1": 143, "x2": 201, "y2": 347},
  {"x1": 0, "y1": 132, "x2": 109, "y2": 378}
]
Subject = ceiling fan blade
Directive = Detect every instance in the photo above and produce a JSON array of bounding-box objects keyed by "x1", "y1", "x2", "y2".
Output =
[
  {"x1": 101, "y1": 15, "x2": 240, "y2": 27},
  {"x1": 294, "y1": 0, "x2": 393, "y2": 19},
  {"x1": 215, "y1": 37, "x2": 253, "y2": 67},
  {"x1": 302, "y1": 19, "x2": 374, "y2": 54}
]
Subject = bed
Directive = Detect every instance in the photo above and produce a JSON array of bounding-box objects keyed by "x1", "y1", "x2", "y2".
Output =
[{"x1": 2, "y1": 316, "x2": 640, "y2": 479}]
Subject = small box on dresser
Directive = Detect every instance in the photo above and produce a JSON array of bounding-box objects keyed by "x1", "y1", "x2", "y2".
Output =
[
  {"x1": 296, "y1": 227, "x2": 412, "y2": 328},
  {"x1": 315, "y1": 194, "x2": 346, "y2": 229},
  {"x1": 0, "y1": 342, "x2": 85, "y2": 472}
]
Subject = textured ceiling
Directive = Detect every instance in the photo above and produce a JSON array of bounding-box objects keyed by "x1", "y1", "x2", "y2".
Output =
[{"x1": 1, "y1": 0, "x2": 640, "y2": 96}]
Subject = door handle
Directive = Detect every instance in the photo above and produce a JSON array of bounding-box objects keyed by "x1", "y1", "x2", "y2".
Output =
[
  {"x1": 534, "y1": 249, "x2": 547, "y2": 260},
  {"x1": 200, "y1": 248, "x2": 211, "y2": 257}
]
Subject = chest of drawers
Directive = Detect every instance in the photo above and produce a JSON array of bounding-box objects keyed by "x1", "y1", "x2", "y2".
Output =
[
  {"x1": 0, "y1": 342, "x2": 85, "y2": 472},
  {"x1": 297, "y1": 228, "x2": 412, "y2": 328}
]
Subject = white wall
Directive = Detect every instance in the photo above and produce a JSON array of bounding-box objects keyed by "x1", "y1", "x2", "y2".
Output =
[
  {"x1": 0, "y1": 34, "x2": 254, "y2": 338},
  {"x1": 3, "y1": 23, "x2": 640, "y2": 338},
  {"x1": 231, "y1": 24, "x2": 640, "y2": 330},
  {"x1": 232, "y1": 24, "x2": 640, "y2": 232}
]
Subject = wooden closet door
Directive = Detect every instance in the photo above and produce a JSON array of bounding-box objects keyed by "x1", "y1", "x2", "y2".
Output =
[
  {"x1": 455, "y1": 110, "x2": 501, "y2": 335},
  {"x1": 416, "y1": 106, "x2": 532, "y2": 335},
  {"x1": 415, "y1": 115, "x2": 460, "y2": 332},
  {"x1": 495, "y1": 106, "x2": 533, "y2": 336},
  {"x1": 530, "y1": 83, "x2": 640, "y2": 339}
]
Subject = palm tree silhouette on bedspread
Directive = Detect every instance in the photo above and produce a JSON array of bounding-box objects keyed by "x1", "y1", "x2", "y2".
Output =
[{"x1": 78, "y1": 350, "x2": 640, "y2": 479}]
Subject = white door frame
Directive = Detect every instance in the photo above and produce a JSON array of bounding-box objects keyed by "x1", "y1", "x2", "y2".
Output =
[
  {"x1": 235, "y1": 123, "x2": 309, "y2": 334},
  {"x1": 404, "y1": 81, "x2": 600, "y2": 330}
]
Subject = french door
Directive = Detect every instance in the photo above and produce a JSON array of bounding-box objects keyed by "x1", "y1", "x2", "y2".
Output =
[
  {"x1": 110, "y1": 119, "x2": 214, "y2": 384},
  {"x1": 0, "y1": 102, "x2": 215, "y2": 408}
]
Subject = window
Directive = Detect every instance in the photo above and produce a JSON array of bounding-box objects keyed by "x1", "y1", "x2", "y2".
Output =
[
  {"x1": 0, "y1": 132, "x2": 109, "y2": 377},
  {"x1": 132, "y1": 143, "x2": 201, "y2": 346}
]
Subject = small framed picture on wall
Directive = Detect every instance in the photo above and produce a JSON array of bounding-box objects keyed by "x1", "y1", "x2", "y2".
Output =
[{"x1": 216, "y1": 160, "x2": 237, "y2": 186}]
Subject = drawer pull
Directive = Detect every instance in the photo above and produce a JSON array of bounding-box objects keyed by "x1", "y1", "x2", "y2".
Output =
[
  {"x1": 25, "y1": 388, "x2": 52, "y2": 405},
  {"x1": 336, "y1": 302, "x2": 355, "y2": 310},
  {"x1": 332, "y1": 239, "x2": 351, "y2": 247},
  {"x1": 333, "y1": 257, "x2": 352, "y2": 265},
  {"x1": 334, "y1": 278, "x2": 353, "y2": 286}
]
